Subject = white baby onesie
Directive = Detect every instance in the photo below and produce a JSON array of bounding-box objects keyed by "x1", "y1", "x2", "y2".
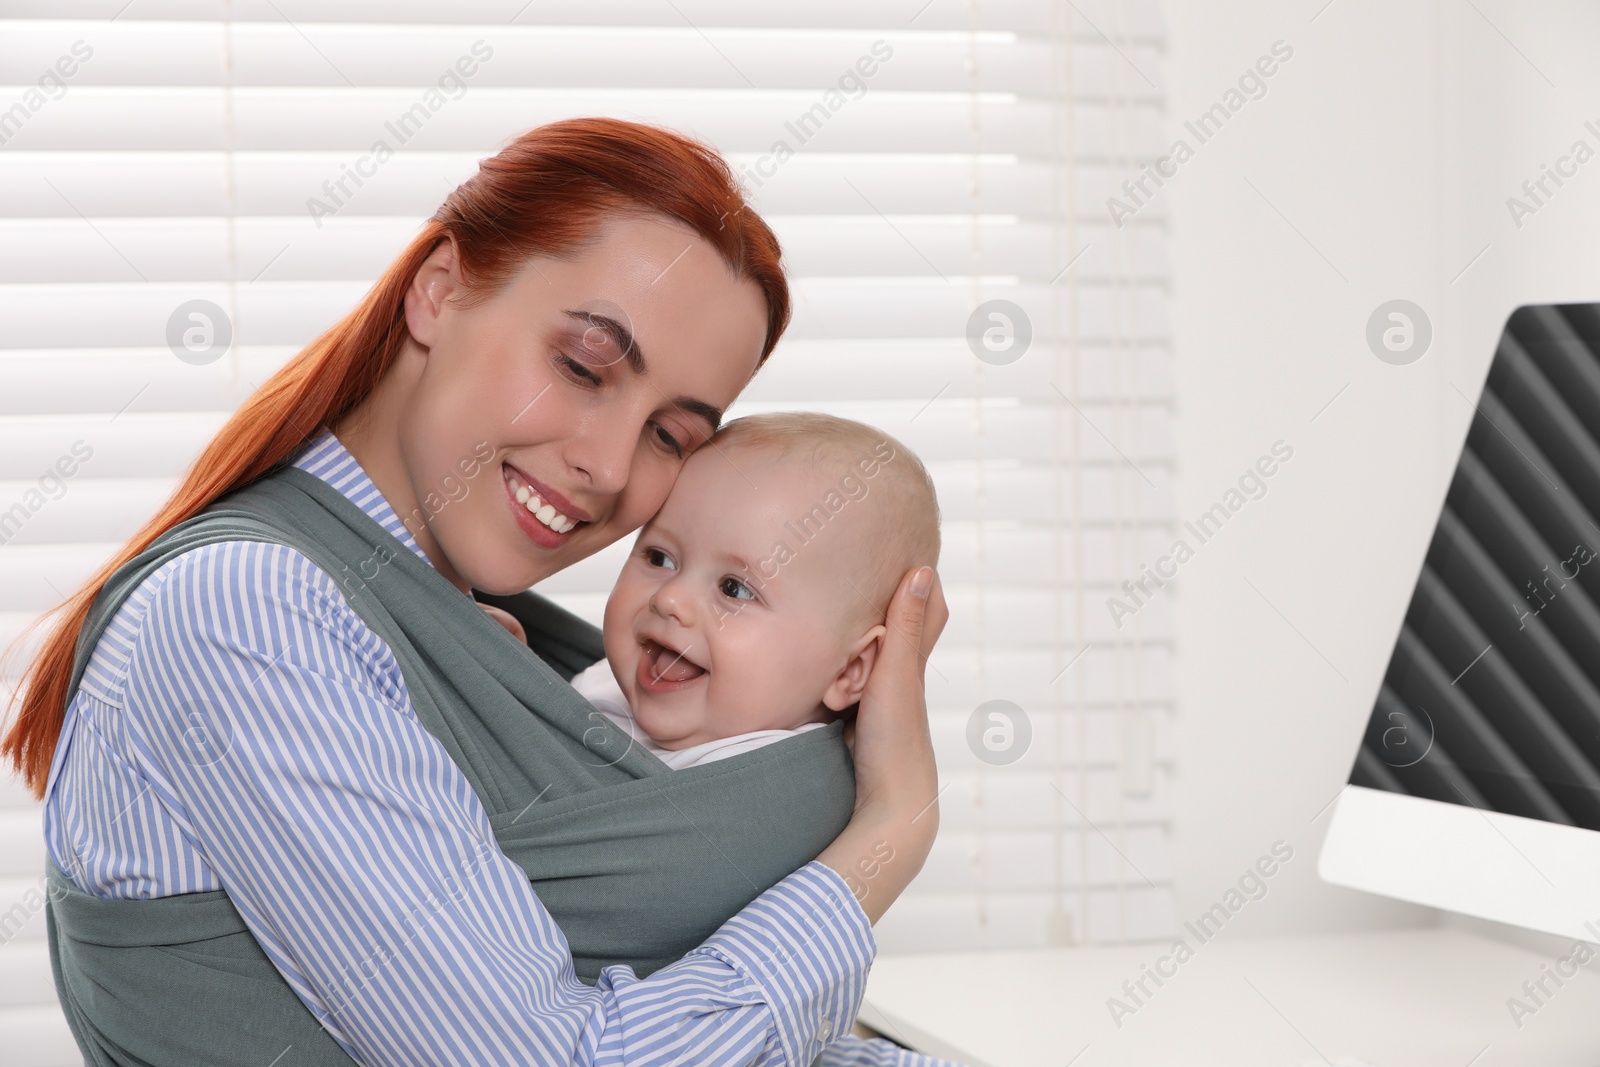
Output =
[{"x1": 570, "y1": 660, "x2": 826, "y2": 770}]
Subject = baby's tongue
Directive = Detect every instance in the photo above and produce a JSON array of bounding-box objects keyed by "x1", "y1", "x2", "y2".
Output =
[{"x1": 649, "y1": 642, "x2": 705, "y2": 683}]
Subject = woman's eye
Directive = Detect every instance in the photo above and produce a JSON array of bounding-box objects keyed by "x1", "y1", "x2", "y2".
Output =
[
  {"x1": 719, "y1": 576, "x2": 755, "y2": 601},
  {"x1": 652, "y1": 423, "x2": 684, "y2": 458},
  {"x1": 558, "y1": 353, "x2": 602, "y2": 386},
  {"x1": 644, "y1": 547, "x2": 675, "y2": 570}
]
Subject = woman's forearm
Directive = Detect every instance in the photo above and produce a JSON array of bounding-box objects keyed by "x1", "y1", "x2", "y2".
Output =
[{"x1": 817, "y1": 802, "x2": 938, "y2": 926}]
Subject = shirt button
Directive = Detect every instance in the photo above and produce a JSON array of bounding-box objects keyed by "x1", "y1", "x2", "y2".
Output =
[{"x1": 818, "y1": 1020, "x2": 833, "y2": 1039}]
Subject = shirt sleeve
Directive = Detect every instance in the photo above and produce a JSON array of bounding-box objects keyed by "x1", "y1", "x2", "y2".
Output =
[
  {"x1": 120, "y1": 540, "x2": 875, "y2": 1067},
  {"x1": 815, "y1": 1037, "x2": 970, "y2": 1067}
]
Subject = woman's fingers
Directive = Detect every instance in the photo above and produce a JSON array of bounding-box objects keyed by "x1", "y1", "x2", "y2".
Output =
[
  {"x1": 916, "y1": 568, "x2": 949, "y2": 669},
  {"x1": 876, "y1": 566, "x2": 943, "y2": 697},
  {"x1": 860, "y1": 565, "x2": 945, "y2": 742},
  {"x1": 478, "y1": 604, "x2": 528, "y2": 645}
]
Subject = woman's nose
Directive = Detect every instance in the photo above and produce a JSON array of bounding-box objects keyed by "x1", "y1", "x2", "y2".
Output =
[{"x1": 566, "y1": 406, "x2": 639, "y2": 495}]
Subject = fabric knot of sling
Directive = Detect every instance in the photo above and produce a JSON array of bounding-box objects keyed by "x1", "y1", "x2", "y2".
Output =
[{"x1": 45, "y1": 466, "x2": 855, "y2": 1065}]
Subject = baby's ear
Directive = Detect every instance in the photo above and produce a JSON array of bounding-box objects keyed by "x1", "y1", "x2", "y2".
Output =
[{"x1": 822, "y1": 623, "x2": 888, "y2": 712}]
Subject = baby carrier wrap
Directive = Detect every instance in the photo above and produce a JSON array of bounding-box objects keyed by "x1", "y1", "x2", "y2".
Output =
[{"x1": 45, "y1": 465, "x2": 855, "y2": 1065}]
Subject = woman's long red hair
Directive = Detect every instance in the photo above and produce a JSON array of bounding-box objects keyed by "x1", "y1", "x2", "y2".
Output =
[{"x1": 2, "y1": 118, "x2": 790, "y2": 799}]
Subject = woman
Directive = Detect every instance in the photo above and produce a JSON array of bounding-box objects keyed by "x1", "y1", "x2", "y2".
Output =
[{"x1": 3, "y1": 119, "x2": 950, "y2": 1065}]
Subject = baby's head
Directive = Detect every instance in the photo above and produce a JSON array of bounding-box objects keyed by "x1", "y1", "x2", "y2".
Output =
[{"x1": 601, "y1": 412, "x2": 940, "y2": 750}]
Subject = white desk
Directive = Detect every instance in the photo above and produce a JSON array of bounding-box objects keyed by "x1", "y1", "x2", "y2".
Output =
[{"x1": 860, "y1": 928, "x2": 1600, "y2": 1067}]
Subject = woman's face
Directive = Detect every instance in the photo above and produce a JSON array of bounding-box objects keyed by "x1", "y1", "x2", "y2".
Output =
[{"x1": 392, "y1": 214, "x2": 769, "y2": 595}]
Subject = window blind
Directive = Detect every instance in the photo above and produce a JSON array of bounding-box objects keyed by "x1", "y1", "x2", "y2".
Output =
[{"x1": 0, "y1": 2, "x2": 1174, "y2": 1057}]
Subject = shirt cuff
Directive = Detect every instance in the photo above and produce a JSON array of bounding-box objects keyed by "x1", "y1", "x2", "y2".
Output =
[
  {"x1": 815, "y1": 1035, "x2": 971, "y2": 1067},
  {"x1": 696, "y1": 860, "x2": 876, "y2": 1067}
]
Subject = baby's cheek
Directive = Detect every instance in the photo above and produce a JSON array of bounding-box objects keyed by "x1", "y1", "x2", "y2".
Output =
[{"x1": 708, "y1": 641, "x2": 804, "y2": 732}]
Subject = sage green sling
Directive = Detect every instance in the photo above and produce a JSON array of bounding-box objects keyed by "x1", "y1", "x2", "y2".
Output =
[{"x1": 46, "y1": 465, "x2": 855, "y2": 1066}]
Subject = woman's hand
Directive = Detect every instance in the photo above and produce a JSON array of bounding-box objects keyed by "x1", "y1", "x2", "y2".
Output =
[
  {"x1": 479, "y1": 603, "x2": 528, "y2": 645},
  {"x1": 817, "y1": 565, "x2": 947, "y2": 925}
]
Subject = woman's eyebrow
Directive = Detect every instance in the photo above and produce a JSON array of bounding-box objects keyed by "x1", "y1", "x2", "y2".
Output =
[
  {"x1": 563, "y1": 308, "x2": 642, "y2": 371},
  {"x1": 562, "y1": 308, "x2": 723, "y2": 431},
  {"x1": 674, "y1": 397, "x2": 723, "y2": 432}
]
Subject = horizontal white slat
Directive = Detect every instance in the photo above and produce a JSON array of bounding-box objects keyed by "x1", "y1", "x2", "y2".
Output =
[
  {"x1": 786, "y1": 280, "x2": 1172, "y2": 341},
  {"x1": 0, "y1": 341, "x2": 1175, "y2": 418},
  {"x1": 0, "y1": 813, "x2": 46, "y2": 878},
  {"x1": 0, "y1": 416, "x2": 221, "y2": 479},
  {"x1": 936, "y1": 707, "x2": 1176, "y2": 771},
  {"x1": 874, "y1": 884, "x2": 1177, "y2": 952},
  {"x1": 0, "y1": 770, "x2": 40, "y2": 810},
  {"x1": 834, "y1": 643, "x2": 1179, "y2": 708},
  {"x1": 0, "y1": 216, "x2": 1169, "y2": 283},
  {"x1": 920, "y1": 822, "x2": 1174, "y2": 890},
  {"x1": 0, "y1": 349, "x2": 292, "y2": 415},
  {"x1": 0, "y1": 878, "x2": 50, "y2": 943},
  {"x1": 1, "y1": 90, "x2": 1160, "y2": 158},
  {"x1": 1, "y1": 24, "x2": 1166, "y2": 100},
  {"x1": 895, "y1": 587, "x2": 1177, "y2": 646},
  {"x1": 0, "y1": 1003, "x2": 79, "y2": 1067},
  {"x1": 0, "y1": 477, "x2": 175, "y2": 547},
  {"x1": 0, "y1": 942, "x2": 56, "y2": 1008},
  {"x1": 0, "y1": 280, "x2": 1171, "y2": 348},
  {"x1": 0, "y1": 2, "x2": 1166, "y2": 39},
  {"x1": 627, "y1": 341, "x2": 1181, "y2": 406},
  {"x1": 0, "y1": 155, "x2": 1169, "y2": 222}
]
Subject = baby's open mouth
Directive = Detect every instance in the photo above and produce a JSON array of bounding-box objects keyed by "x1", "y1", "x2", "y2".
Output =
[{"x1": 639, "y1": 637, "x2": 707, "y2": 687}]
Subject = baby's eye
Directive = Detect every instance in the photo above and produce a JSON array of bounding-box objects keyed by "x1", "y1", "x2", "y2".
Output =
[
  {"x1": 719, "y1": 576, "x2": 755, "y2": 601},
  {"x1": 644, "y1": 547, "x2": 676, "y2": 570}
]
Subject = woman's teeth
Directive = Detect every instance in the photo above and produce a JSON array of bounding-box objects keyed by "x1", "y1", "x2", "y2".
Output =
[{"x1": 509, "y1": 475, "x2": 577, "y2": 533}]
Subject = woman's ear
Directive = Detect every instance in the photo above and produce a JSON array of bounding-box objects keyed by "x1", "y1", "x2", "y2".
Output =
[
  {"x1": 822, "y1": 623, "x2": 888, "y2": 712},
  {"x1": 403, "y1": 237, "x2": 461, "y2": 349}
]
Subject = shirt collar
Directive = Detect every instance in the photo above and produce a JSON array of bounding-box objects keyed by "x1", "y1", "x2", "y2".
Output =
[{"x1": 290, "y1": 430, "x2": 429, "y2": 563}]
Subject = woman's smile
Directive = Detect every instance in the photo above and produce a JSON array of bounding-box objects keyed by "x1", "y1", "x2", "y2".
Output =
[{"x1": 501, "y1": 461, "x2": 590, "y2": 549}]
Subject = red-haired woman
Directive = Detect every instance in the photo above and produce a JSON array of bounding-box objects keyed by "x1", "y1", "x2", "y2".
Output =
[{"x1": 5, "y1": 119, "x2": 950, "y2": 1066}]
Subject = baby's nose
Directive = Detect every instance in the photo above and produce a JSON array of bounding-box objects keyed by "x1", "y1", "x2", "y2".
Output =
[{"x1": 649, "y1": 577, "x2": 696, "y2": 626}]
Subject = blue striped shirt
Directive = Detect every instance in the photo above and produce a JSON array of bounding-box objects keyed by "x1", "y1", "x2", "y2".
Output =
[{"x1": 42, "y1": 431, "x2": 954, "y2": 1067}]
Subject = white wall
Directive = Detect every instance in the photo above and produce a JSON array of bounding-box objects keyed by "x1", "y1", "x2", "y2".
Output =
[{"x1": 1163, "y1": 0, "x2": 1600, "y2": 935}]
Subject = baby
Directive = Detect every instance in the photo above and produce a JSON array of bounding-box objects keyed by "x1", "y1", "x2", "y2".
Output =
[{"x1": 570, "y1": 411, "x2": 941, "y2": 770}]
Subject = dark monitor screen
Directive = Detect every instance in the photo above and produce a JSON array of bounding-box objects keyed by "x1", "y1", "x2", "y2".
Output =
[{"x1": 1347, "y1": 303, "x2": 1600, "y2": 832}]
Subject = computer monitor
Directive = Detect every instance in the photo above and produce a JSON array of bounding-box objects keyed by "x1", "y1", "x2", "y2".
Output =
[{"x1": 1320, "y1": 303, "x2": 1600, "y2": 942}]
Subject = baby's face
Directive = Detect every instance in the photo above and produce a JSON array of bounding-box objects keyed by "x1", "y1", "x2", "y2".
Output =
[{"x1": 602, "y1": 448, "x2": 878, "y2": 750}]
